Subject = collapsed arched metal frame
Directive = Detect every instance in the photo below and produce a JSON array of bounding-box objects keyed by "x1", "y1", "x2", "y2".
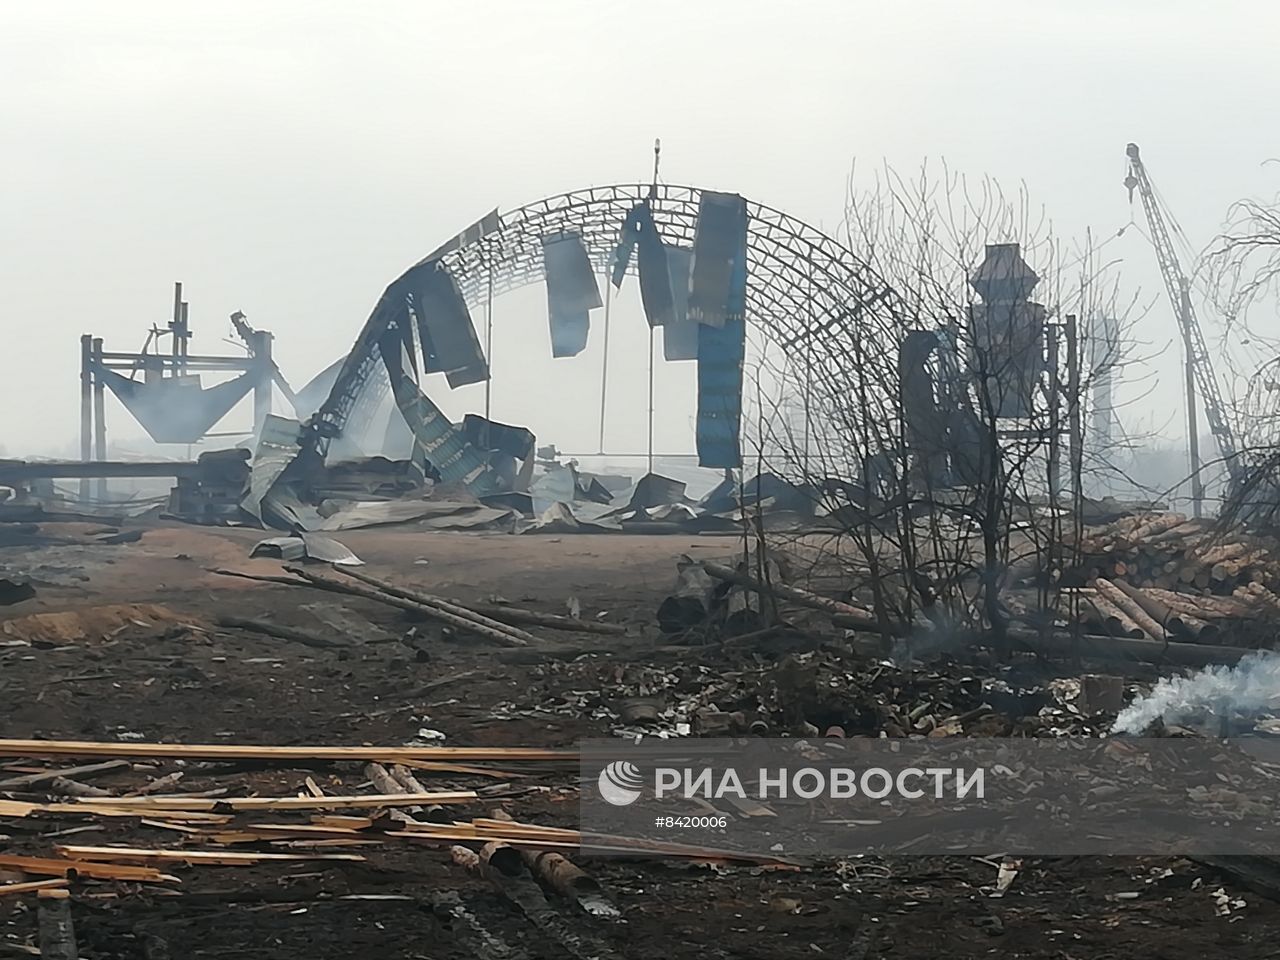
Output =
[{"x1": 297, "y1": 183, "x2": 906, "y2": 481}]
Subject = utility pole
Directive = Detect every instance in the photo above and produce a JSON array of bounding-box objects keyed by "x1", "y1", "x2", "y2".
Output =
[
  {"x1": 79, "y1": 334, "x2": 93, "y2": 502},
  {"x1": 1047, "y1": 324, "x2": 1061, "y2": 505},
  {"x1": 92, "y1": 337, "x2": 107, "y2": 501}
]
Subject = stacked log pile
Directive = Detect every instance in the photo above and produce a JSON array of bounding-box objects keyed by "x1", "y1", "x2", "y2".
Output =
[
  {"x1": 1068, "y1": 577, "x2": 1280, "y2": 646},
  {"x1": 1071, "y1": 513, "x2": 1278, "y2": 596}
]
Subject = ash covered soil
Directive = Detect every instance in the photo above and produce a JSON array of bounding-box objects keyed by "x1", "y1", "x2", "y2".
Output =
[{"x1": 1, "y1": 522, "x2": 1278, "y2": 959}]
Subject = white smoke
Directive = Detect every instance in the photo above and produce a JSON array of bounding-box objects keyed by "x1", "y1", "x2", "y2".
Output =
[{"x1": 1112, "y1": 651, "x2": 1280, "y2": 735}]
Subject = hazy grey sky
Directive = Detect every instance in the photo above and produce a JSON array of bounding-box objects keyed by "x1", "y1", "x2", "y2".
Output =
[{"x1": 2, "y1": 0, "x2": 1278, "y2": 458}]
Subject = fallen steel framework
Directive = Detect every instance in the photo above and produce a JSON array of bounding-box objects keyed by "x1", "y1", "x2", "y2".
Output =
[
  {"x1": 78, "y1": 284, "x2": 289, "y2": 501},
  {"x1": 294, "y1": 182, "x2": 904, "y2": 491}
]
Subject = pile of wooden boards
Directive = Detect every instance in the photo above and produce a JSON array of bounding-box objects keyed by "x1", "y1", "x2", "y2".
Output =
[
  {"x1": 0, "y1": 737, "x2": 793, "y2": 888},
  {"x1": 1071, "y1": 513, "x2": 1278, "y2": 596}
]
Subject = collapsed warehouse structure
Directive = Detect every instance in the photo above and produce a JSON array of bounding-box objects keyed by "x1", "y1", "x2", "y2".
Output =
[
  {"x1": 1, "y1": 170, "x2": 1277, "y2": 641},
  {"x1": 7, "y1": 167, "x2": 1280, "y2": 955},
  {"x1": 172, "y1": 186, "x2": 1107, "y2": 535}
]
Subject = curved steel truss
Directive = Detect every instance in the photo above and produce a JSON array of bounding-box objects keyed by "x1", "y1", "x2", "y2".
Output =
[
  {"x1": 306, "y1": 182, "x2": 904, "y2": 464},
  {"x1": 438, "y1": 183, "x2": 897, "y2": 349}
]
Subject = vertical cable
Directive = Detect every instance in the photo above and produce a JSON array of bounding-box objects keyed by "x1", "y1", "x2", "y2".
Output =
[
  {"x1": 483, "y1": 248, "x2": 494, "y2": 448},
  {"x1": 647, "y1": 325, "x2": 656, "y2": 475},
  {"x1": 598, "y1": 271, "x2": 612, "y2": 454}
]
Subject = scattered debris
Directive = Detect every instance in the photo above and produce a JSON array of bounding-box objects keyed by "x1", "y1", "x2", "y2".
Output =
[
  {"x1": 987, "y1": 857, "x2": 1021, "y2": 898},
  {"x1": 250, "y1": 533, "x2": 363, "y2": 566},
  {"x1": 0, "y1": 578, "x2": 35, "y2": 606},
  {"x1": 215, "y1": 616, "x2": 350, "y2": 650},
  {"x1": 36, "y1": 888, "x2": 77, "y2": 960},
  {"x1": 0, "y1": 604, "x2": 194, "y2": 646}
]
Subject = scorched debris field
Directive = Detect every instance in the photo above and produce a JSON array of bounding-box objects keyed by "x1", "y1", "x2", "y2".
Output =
[{"x1": 1, "y1": 521, "x2": 1278, "y2": 959}]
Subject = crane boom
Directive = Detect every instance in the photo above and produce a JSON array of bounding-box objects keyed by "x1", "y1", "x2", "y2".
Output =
[{"x1": 1123, "y1": 142, "x2": 1242, "y2": 495}]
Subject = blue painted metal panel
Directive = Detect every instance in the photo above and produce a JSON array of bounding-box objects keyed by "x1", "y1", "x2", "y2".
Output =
[{"x1": 695, "y1": 214, "x2": 747, "y2": 468}]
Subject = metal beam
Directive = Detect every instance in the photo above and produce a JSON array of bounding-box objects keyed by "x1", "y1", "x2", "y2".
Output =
[{"x1": 0, "y1": 461, "x2": 201, "y2": 482}]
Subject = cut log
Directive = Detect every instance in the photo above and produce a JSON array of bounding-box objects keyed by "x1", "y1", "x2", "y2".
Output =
[
  {"x1": 1095, "y1": 579, "x2": 1166, "y2": 640},
  {"x1": 1109, "y1": 580, "x2": 1195, "y2": 637},
  {"x1": 210, "y1": 567, "x2": 530, "y2": 646},
  {"x1": 1086, "y1": 588, "x2": 1144, "y2": 638},
  {"x1": 450, "y1": 845, "x2": 481, "y2": 872},
  {"x1": 1084, "y1": 593, "x2": 1144, "y2": 639},
  {"x1": 48, "y1": 777, "x2": 112, "y2": 799},
  {"x1": 216, "y1": 616, "x2": 348, "y2": 649},
  {"x1": 126, "y1": 772, "x2": 185, "y2": 797},
  {"x1": 1126, "y1": 513, "x2": 1188, "y2": 542},
  {"x1": 328, "y1": 568, "x2": 538, "y2": 644},
  {"x1": 365, "y1": 763, "x2": 418, "y2": 824},
  {"x1": 1147, "y1": 519, "x2": 1208, "y2": 545},
  {"x1": 335, "y1": 568, "x2": 624, "y2": 636},
  {"x1": 1241, "y1": 582, "x2": 1280, "y2": 613},
  {"x1": 1010, "y1": 626, "x2": 1253, "y2": 667},
  {"x1": 701, "y1": 561, "x2": 877, "y2": 621},
  {"x1": 490, "y1": 807, "x2": 617, "y2": 915},
  {"x1": 1196, "y1": 541, "x2": 1251, "y2": 566},
  {"x1": 1154, "y1": 589, "x2": 1254, "y2": 619},
  {"x1": 284, "y1": 567, "x2": 532, "y2": 646}
]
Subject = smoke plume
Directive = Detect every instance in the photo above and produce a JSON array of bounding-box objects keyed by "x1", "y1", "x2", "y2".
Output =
[{"x1": 1112, "y1": 650, "x2": 1280, "y2": 735}]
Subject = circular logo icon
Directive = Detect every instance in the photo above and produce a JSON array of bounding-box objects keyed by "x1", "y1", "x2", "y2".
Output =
[{"x1": 597, "y1": 760, "x2": 644, "y2": 806}]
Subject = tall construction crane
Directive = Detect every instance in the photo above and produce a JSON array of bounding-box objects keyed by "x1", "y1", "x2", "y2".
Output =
[{"x1": 1124, "y1": 142, "x2": 1242, "y2": 515}]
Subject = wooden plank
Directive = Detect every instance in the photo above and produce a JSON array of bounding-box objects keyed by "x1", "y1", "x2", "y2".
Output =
[
  {"x1": 0, "y1": 761, "x2": 130, "y2": 791},
  {"x1": 0, "y1": 854, "x2": 173, "y2": 883},
  {"x1": 0, "y1": 799, "x2": 230, "y2": 821},
  {"x1": 185, "y1": 817, "x2": 803, "y2": 865},
  {"x1": 390, "y1": 759, "x2": 522, "y2": 779},
  {"x1": 0, "y1": 739, "x2": 571, "y2": 763},
  {"x1": 54, "y1": 845, "x2": 365, "y2": 865},
  {"x1": 0, "y1": 879, "x2": 69, "y2": 898},
  {"x1": 69, "y1": 791, "x2": 477, "y2": 812}
]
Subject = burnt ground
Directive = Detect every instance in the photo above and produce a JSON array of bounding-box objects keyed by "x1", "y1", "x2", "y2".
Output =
[{"x1": 1, "y1": 521, "x2": 1279, "y2": 958}]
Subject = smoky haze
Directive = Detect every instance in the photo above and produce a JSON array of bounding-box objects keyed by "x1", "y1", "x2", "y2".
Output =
[{"x1": 1, "y1": 0, "x2": 1278, "y2": 461}]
